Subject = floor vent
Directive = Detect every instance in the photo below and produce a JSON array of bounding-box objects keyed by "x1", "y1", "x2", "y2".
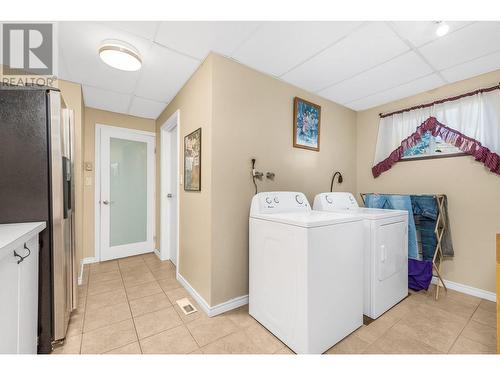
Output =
[{"x1": 176, "y1": 297, "x2": 198, "y2": 315}]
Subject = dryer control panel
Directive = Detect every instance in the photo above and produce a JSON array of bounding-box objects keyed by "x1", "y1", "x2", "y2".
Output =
[
  {"x1": 250, "y1": 192, "x2": 311, "y2": 215},
  {"x1": 313, "y1": 192, "x2": 360, "y2": 211}
]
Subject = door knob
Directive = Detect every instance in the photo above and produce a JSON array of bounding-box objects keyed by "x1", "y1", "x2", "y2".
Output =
[{"x1": 167, "y1": 194, "x2": 173, "y2": 198}]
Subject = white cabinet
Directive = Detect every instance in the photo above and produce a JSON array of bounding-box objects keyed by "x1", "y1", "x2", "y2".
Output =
[
  {"x1": 0, "y1": 222, "x2": 45, "y2": 354},
  {"x1": 0, "y1": 246, "x2": 20, "y2": 353},
  {"x1": 17, "y1": 235, "x2": 40, "y2": 353}
]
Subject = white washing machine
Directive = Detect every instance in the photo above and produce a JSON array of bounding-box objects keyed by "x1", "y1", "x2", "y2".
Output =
[
  {"x1": 313, "y1": 192, "x2": 408, "y2": 319},
  {"x1": 249, "y1": 191, "x2": 364, "y2": 354}
]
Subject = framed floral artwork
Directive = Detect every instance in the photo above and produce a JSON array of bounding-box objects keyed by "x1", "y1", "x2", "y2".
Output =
[
  {"x1": 184, "y1": 128, "x2": 201, "y2": 191},
  {"x1": 293, "y1": 97, "x2": 321, "y2": 152}
]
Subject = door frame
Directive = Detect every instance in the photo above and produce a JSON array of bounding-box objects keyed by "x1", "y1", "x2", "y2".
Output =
[
  {"x1": 94, "y1": 123, "x2": 156, "y2": 261},
  {"x1": 160, "y1": 110, "x2": 180, "y2": 266}
]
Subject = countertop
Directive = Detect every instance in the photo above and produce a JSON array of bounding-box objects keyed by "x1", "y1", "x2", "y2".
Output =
[{"x1": 0, "y1": 222, "x2": 46, "y2": 260}]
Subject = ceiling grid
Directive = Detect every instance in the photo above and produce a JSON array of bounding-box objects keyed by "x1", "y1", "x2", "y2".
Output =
[{"x1": 56, "y1": 21, "x2": 500, "y2": 118}]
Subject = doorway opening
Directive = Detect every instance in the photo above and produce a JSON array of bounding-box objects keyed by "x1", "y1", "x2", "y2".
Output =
[{"x1": 160, "y1": 110, "x2": 180, "y2": 267}]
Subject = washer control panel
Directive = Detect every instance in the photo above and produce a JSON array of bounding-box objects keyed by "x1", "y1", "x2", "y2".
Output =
[
  {"x1": 313, "y1": 192, "x2": 359, "y2": 211},
  {"x1": 250, "y1": 192, "x2": 311, "y2": 215},
  {"x1": 294, "y1": 194, "x2": 304, "y2": 205}
]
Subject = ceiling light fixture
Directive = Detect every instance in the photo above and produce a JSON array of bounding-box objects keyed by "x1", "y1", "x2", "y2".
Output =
[
  {"x1": 435, "y1": 21, "x2": 450, "y2": 37},
  {"x1": 99, "y1": 39, "x2": 142, "y2": 71}
]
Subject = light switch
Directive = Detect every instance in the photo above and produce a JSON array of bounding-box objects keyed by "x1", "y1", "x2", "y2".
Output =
[{"x1": 85, "y1": 177, "x2": 92, "y2": 186}]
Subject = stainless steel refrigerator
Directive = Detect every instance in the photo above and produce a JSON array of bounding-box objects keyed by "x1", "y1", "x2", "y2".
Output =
[{"x1": 0, "y1": 85, "x2": 77, "y2": 353}]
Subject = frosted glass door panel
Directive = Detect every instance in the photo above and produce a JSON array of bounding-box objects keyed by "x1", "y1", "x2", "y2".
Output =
[
  {"x1": 109, "y1": 138, "x2": 148, "y2": 247},
  {"x1": 98, "y1": 125, "x2": 154, "y2": 262}
]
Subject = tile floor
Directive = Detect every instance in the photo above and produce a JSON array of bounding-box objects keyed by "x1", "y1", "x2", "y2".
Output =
[{"x1": 53, "y1": 253, "x2": 497, "y2": 354}]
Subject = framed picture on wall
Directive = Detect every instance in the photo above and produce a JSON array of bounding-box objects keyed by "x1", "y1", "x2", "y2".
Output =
[
  {"x1": 293, "y1": 97, "x2": 321, "y2": 152},
  {"x1": 184, "y1": 128, "x2": 201, "y2": 191}
]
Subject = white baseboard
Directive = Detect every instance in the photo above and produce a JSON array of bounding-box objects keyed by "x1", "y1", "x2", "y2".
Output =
[
  {"x1": 209, "y1": 294, "x2": 249, "y2": 317},
  {"x1": 83, "y1": 257, "x2": 99, "y2": 264},
  {"x1": 431, "y1": 276, "x2": 496, "y2": 302},
  {"x1": 78, "y1": 257, "x2": 99, "y2": 286},
  {"x1": 176, "y1": 273, "x2": 211, "y2": 315},
  {"x1": 176, "y1": 273, "x2": 248, "y2": 317},
  {"x1": 78, "y1": 262, "x2": 83, "y2": 285}
]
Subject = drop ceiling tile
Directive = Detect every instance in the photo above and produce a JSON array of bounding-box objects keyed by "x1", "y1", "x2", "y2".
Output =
[
  {"x1": 134, "y1": 43, "x2": 200, "y2": 103},
  {"x1": 391, "y1": 21, "x2": 471, "y2": 47},
  {"x1": 318, "y1": 51, "x2": 433, "y2": 104},
  {"x1": 54, "y1": 21, "x2": 499, "y2": 118},
  {"x1": 232, "y1": 21, "x2": 363, "y2": 77},
  {"x1": 98, "y1": 21, "x2": 160, "y2": 40},
  {"x1": 155, "y1": 21, "x2": 260, "y2": 59},
  {"x1": 58, "y1": 22, "x2": 151, "y2": 94},
  {"x1": 83, "y1": 85, "x2": 131, "y2": 114},
  {"x1": 346, "y1": 74, "x2": 445, "y2": 111},
  {"x1": 129, "y1": 96, "x2": 167, "y2": 119},
  {"x1": 419, "y1": 22, "x2": 500, "y2": 71},
  {"x1": 281, "y1": 22, "x2": 409, "y2": 92},
  {"x1": 440, "y1": 50, "x2": 500, "y2": 83}
]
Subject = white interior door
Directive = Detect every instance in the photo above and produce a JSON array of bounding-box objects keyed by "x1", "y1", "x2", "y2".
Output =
[
  {"x1": 168, "y1": 126, "x2": 178, "y2": 265},
  {"x1": 98, "y1": 125, "x2": 155, "y2": 261},
  {"x1": 160, "y1": 111, "x2": 179, "y2": 266}
]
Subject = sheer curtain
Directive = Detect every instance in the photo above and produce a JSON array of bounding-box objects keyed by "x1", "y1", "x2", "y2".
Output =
[{"x1": 372, "y1": 88, "x2": 500, "y2": 177}]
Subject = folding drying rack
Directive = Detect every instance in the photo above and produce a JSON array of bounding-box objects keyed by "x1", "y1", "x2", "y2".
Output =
[{"x1": 360, "y1": 193, "x2": 449, "y2": 300}]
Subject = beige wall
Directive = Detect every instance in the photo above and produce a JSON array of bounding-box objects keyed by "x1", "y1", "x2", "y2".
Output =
[
  {"x1": 209, "y1": 54, "x2": 358, "y2": 305},
  {"x1": 155, "y1": 54, "x2": 357, "y2": 306},
  {"x1": 156, "y1": 54, "x2": 499, "y2": 304},
  {"x1": 156, "y1": 56, "x2": 214, "y2": 304},
  {"x1": 356, "y1": 69, "x2": 500, "y2": 293},
  {"x1": 58, "y1": 80, "x2": 85, "y2": 268},
  {"x1": 5, "y1": 59, "x2": 499, "y2": 304},
  {"x1": 83, "y1": 108, "x2": 156, "y2": 259}
]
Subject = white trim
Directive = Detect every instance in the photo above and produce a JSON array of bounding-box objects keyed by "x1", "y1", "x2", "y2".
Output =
[
  {"x1": 176, "y1": 273, "x2": 248, "y2": 317},
  {"x1": 431, "y1": 277, "x2": 496, "y2": 302},
  {"x1": 94, "y1": 123, "x2": 156, "y2": 262},
  {"x1": 94, "y1": 125, "x2": 101, "y2": 262},
  {"x1": 95, "y1": 124, "x2": 155, "y2": 137},
  {"x1": 82, "y1": 257, "x2": 99, "y2": 264},
  {"x1": 78, "y1": 263, "x2": 83, "y2": 285},
  {"x1": 77, "y1": 257, "x2": 99, "y2": 285},
  {"x1": 176, "y1": 273, "x2": 211, "y2": 315},
  {"x1": 209, "y1": 294, "x2": 250, "y2": 317},
  {"x1": 160, "y1": 110, "x2": 181, "y2": 266},
  {"x1": 153, "y1": 248, "x2": 161, "y2": 258}
]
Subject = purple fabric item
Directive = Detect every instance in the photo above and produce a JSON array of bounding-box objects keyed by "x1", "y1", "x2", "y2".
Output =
[{"x1": 408, "y1": 259, "x2": 433, "y2": 291}]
